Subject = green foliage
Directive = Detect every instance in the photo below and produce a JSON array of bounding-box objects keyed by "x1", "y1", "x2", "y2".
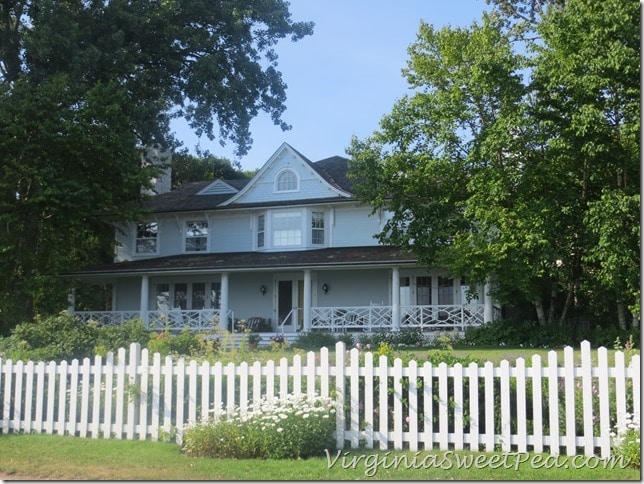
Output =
[
  {"x1": 3, "y1": 311, "x2": 99, "y2": 362},
  {"x1": 146, "y1": 330, "x2": 202, "y2": 358},
  {"x1": 0, "y1": 0, "x2": 313, "y2": 331},
  {"x1": 293, "y1": 331, "x2": 341, "y2": 350},
  {"x1": 464, "y1": 319, "x2": 640, "y2": 349},
  {"x1": 171, "y1": 150, "x2": 250, "y2": 189},
  {"x1": 357, "y1": 329, "x2": 425, "y2": 348},
  {"x1": 182, "y1": 395, "x2": 336, "y2": 459},
  {"x1": 348, "y1": 0, "x2": 640, "y2": 328}
]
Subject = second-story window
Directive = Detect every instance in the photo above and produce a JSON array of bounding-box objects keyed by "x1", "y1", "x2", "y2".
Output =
[
  {"x1": 185, "y1": 220, "x2": 208, "y2": 252},
  {"x1": 312, "y1": 211, "x2": 324, "y2": 244},
  {"x1": 136, "y1": 222, "x2": 158, "y2": 254},
  {"x1": 272, "y1": 210, "x2": 302, "y2": 246},
  {"x1": 257, "y1": 214, "x2": 265, "y2": 248},
  {"x1": 276, "y1": 169, "x2": 298, "y2": 192}
]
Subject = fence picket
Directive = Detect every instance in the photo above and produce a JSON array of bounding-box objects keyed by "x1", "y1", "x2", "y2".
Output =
[
  {"x1": 175, "y1": 358, "x2": 185, "y2": 442},
  {"x1": 68, "y1": 359, "x2": 79, "y2": 436},
  {"x1": 531, "y1": 354, "x2": 543, "y2": 454},
  {"x1": 78, "y1": 359, "x2": 90, "y2": 438},
  {"x1": 335, "y1": 342, "x2": 346, "y2": 450},
  {"x1": 515, "y1": 358, "x2": 527, "y2": 453},
  {"x1": 14, "y1": 361, "x2": 24, "y2": 433},
  {"x1": 151, "y1": 353, "x2": 161, "y2": 441},
  {"x1": 363, "y1": 351, "x2": 374, "y2": 449},
  {"x1": 91, "y1": 355, "x2": 103, "y2": 439},
  {"x1": 467, "y1": 362, "x2": 479, "y2": 451},
  {"x1": 102, "y1": 353, "x2": 114, "y2": 439},
  {"x1": 187, "y1": 359, "x2": 198, "y2": 425},
  {"x1": 453, "y1": 363, "x2": 464, "y2": 451},
  {"x1": 547, "y1": 351, "x2": 560, "y2": 455},
  {"x1": 580, "y1": 341, "x2": 594, "y2": 456},
  {"x1": 483, "y1": 361, "x2": 494, "y2": 452},
  {"x1": 408, "y1": 360, "x2": 419, "y2": 452},
  {"x1": 350, "y1": 349, "x2": 360, "y2": 448},
  {"x1": 563, "y1": 346, "x2": 576, "y2": 456},
  {"x1": 438, "y1": 362, "x2": 448, "y2": 450},
  {"x1": 499, "y1": 360, "x2": 510, "y2": 452},
  {"x1": 614, "y1": 351, "x2": 626, "y2": 429},
  {"x1": 3, "y1": 359, "x2": 13, "y2": 434},
  {"x1": 377, "y1": 354, "x2": 388, "y2": 450},
  {"x1": 0, "y1": 342, "x2": 638, "y2": 458},
  {"x1": 114, "y1": 349, "x2": 126, "y2": 439},
  {"x1": 597, "y1": 346, "x2": 610, "y2": 458},
  {"x1": 423, "y1": 362, "x2": 433, "y2": 451},
  {"x1": 200, "y1": 360, "x2": 210, "y2": 423},
  {"x1": 24, "y1": 361, "x2": 34, "y2": 434}
]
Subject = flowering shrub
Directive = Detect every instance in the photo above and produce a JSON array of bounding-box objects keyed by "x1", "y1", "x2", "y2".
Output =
[
  {"x1": 182, "y1": 394, "x2": 336, "y2": 459},
  {"x1": 611, "y1": 412, "x2": 640, "y2": 469}
]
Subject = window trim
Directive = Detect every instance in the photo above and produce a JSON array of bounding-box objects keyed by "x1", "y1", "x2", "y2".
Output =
[
  {"x1": 311, "y1": 210, "x2": 325, "y2": 245},
  {"x1": 274, "y1": 168, "x2": 300, "y2": 193},
  {"x1": 135, "y1": 222, "x2": 159, "y2": 255}
]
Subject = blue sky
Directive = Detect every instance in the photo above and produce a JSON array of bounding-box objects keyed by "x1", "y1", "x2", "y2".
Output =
[{"x1": 173, "y1": 1, "x2": 489, "y2": 170}]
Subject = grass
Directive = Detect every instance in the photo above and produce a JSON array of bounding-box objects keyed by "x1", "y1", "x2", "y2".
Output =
[{"x1": 0, "y1": 434, "x2": 639, "y2": 480}]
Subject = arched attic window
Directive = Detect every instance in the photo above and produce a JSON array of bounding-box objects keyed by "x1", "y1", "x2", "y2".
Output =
[{"x1": 275, "y1": 169, "x2": 299, "y2": 192}]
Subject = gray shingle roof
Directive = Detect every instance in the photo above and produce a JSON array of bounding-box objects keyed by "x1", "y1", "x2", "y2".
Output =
[
  {"x1": 72, "y1": 246, "x2": 417, "y2": 276},
  {"x1": 142, "y1": 155, "x2": 353, "y2": 214}
]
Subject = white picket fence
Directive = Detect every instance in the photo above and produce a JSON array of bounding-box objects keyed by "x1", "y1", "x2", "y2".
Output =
[{"x1": 0, "y1": 341, "x2": 639, "y2": 459}]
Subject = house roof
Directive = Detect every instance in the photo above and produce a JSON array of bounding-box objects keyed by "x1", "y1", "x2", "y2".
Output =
[
  {"x1": 142, "y1": 153, "x2": 354, "y2": 214},
  {"x1": 71, "y1": 246, "x2": 418, "y2": 277}
]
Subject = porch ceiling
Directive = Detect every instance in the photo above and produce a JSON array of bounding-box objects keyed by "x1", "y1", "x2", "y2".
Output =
[{"x1": 68, "y1": 246, "x2": 419, "y2": 277}]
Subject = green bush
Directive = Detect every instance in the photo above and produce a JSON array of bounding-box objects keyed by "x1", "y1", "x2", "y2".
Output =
[
  {"x1": 3, "y1": 311, "x2": 99, "y2": 362},
  {"x1": 94, "y1": 318, "x2": 151, "y2": 355},
  {"x1": 146, "y1": 330, "x2": 202, "y2": 358},
  {"x1": 182, "y1": 394, "x2": 336, "y2": 459},
  {"x1": 292, "y1": 331, "x2": 339, "y2": 350},
  {"x1": 612, "y1": 413, "x2": 640, "y2": 469},
  {"x1": 463, "y1": 319, "x2": 640, "y2": 348}
]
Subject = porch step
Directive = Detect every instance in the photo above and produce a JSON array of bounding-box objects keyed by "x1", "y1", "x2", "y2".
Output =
[{"x1": 213, "y1": 332, "x2": 298, "y2": 349}]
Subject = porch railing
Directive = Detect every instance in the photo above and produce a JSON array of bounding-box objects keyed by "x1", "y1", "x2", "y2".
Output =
[
  {"x1": 74, "y1": 309, "x2": 230, "y2": 331},
  {"x1": 310, "y1": 304, "x2": 484, "y2": 332}
]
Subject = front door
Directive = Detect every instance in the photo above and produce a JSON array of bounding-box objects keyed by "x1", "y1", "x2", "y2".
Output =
[{"x1": 277, "y1": 279, "x2": 304, "y2": 330}]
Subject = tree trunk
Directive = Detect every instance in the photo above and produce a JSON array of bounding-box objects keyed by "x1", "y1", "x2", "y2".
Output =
[
  {"x1": 616, "y1": 299, "x2": 626, "y2": 330},
  {"x1": 558, "y1": 282, "x2": 574, "y2": 326},
  {"x1": 534, "y1": 298, "x2": 547, "y2": 326}
]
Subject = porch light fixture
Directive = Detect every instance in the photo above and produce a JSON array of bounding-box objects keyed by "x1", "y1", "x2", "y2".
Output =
[
  {"x1": 260, "y1": 285, "x2": 266, "y2": 296},
  {"x1": 322, "y1": 283, "x2": 329, "y2": 294}
]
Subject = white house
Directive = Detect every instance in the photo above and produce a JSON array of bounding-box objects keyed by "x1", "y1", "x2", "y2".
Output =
[{"x1": 69, "y1": 143, "x2": 496, "y2": 335}]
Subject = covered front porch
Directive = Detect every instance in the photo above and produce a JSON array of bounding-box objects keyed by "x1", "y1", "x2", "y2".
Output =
[{"x1": 68, "y1": 247, "x2": 497, "y2": 335}]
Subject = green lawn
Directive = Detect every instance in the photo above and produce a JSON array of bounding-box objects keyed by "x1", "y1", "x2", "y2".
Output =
[{"x1": 0, "y1": 434, "x2": 639, "y2": 480}]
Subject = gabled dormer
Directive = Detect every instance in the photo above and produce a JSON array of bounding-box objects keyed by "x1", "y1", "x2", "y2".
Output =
[{"x1": 220, "y1": 143, "x2": 351, "y2": 207}]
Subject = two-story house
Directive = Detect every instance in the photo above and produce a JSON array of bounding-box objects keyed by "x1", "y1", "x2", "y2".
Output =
[{"x1": 69, "y1": 143, "x2": 496, "y2": 335}]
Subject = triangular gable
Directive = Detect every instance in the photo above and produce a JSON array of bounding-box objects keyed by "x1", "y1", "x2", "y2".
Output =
[
  {"x1": 220, "y1": 143, "x2": 351, "y2": 206},
  {"x1": 196, "y1": 179, "x2": 239, "y2": 196}
]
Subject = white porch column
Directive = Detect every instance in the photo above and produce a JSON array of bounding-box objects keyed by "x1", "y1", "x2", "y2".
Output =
[
  {"x1": 220, "y1": 272, "x2": 229, "y2": 331},
  {"x1": 483, "y1": 281, "x2": 494, "y2": 323},
  {"x1": 392, "y1": 267, "x2": 401, "y2": 331},
  {"x1": 140, "y1": 275, "x2": 149, "y2": 326},
  {"x1": 67, "y1": 288, "x2": 76, "y2": 315},
  {"x1": 303, "y1": 270, "x2": 312, "y2": 332}
]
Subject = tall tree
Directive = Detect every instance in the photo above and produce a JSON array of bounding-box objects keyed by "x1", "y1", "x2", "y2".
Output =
[
  {"x1": 0, "y1": 1, "x2": 313, "y2": 331},
  {"x1": 171, "y1": 150, "x2": 250, "y2": 189},
  {"x1": 349, "y1": 0, "x2": 639, "y2": 328}
]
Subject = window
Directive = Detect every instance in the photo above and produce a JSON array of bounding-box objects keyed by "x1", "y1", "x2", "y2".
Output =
[
  {"x1": 192, "y1": 282, "x2": 206, "y2": 310},
  {"x1": 438, "y1": 277, "x2": 453, "y2": 305},
  {"x1": 272, "y1": 210, "x2": 302, "y2": 246},
  {"x1": 312, "y1": 211, "x2": 324, "y2": 245},
  {"x1": 417, "y1": 276, "x2": 431, "y2": 305},
  {"x1": 135, "y1": 223, "x2": 158, "y2": 253},
  {"x1": 276, "y1": 169, "x2": 298, "y2": 192},
  {"x1": 257, "y1": 214, "x2": 265, "y2": 248},
  {"x1": 185, "y1": 220, "x2": 208, "y2": 252},
  {"x1": 155, "y1": 283, "x2": 170, "y2": 310},
  {"x1": 174, "y1": 283, "x2": 188, "y2": 309}
]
